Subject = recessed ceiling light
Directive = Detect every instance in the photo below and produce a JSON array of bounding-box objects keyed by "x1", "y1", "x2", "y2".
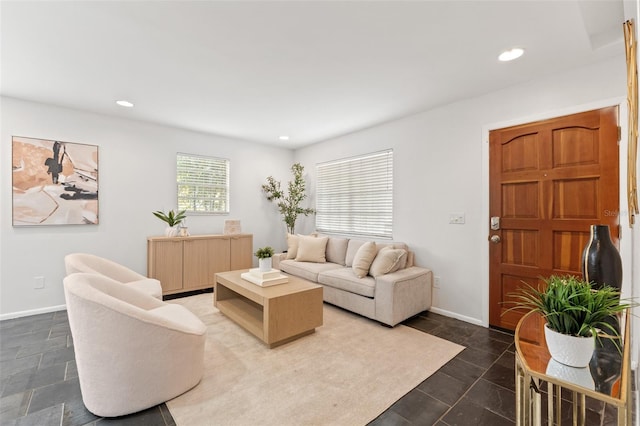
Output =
[
  {"x1": 116, "y1": 100, "x2": 134, "y2": 108},
  {"x1": 279, "y1": 136, "x2": 290, "y2": 141},
  {"x1": 498, "y1": 48, "x2": 524, "y2": 62}
]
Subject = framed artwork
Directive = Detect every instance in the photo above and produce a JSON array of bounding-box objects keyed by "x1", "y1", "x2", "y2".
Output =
[
  {"x1": 12, "y1": 136, "x2": 99, "y2": 226},
  {"x1": 223, "y1": 219, "x2": 241, "y2": 235}
]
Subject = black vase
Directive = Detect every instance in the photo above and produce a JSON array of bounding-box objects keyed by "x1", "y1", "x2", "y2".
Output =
[{"x1": 581, "y1": 225, "x2": 623, "y2": 291}]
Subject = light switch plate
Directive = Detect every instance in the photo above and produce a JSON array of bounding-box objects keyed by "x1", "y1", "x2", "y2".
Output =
[
  {"x1": 449, "y1": 213, "x2": 465, "y2": 224},
  {"x1": 34, "y1": 276, "x2": 45, "y2": 289}
]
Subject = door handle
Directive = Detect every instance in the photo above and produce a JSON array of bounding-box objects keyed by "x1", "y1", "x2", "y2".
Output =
[{"x1": 490, "y1": 235, "x2": 501, "y2": 244}]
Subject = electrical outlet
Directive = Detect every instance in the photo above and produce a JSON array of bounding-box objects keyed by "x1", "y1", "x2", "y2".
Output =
[
  {"x1": 434, "y1": 276, "x2": 441, "y2": 288},
  {"x1": 449, "y1": 213, "x2": 465, "y2": 224},
  {"x1": 34, "y1": 276, "x2": 45, "y2": 289}
]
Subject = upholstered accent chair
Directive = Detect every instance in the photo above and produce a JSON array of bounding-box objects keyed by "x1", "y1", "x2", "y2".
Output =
[
  {"x1": 63, "y1": 272, "x2": 206, "y2": 417},
  {"x1": 65, "y1": 253, "x2": 162, "y2": 299}
]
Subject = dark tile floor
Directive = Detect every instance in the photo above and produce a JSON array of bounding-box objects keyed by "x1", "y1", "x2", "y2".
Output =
[{"x1": 0, "y1": 304, "x2": 631, "y2": 425}]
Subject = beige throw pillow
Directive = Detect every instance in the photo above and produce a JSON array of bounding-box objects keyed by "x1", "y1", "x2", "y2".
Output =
[
  {"x1": 286, "y1": 234, "x2": 299, "y2": 259},
  {"x1": 351, "y1": 241, "x2": 377, "y2": 278},
  {"x1": 295, "y1": 236, "x2": 328, "y2": 263},
  {"x1": 369, "y1": 247, "x2": 407, "y2": 277}
]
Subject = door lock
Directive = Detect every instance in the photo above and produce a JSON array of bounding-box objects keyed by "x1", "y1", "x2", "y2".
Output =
[{"x1": 490, "y1": 216, "x2": 500, "y2": 230}]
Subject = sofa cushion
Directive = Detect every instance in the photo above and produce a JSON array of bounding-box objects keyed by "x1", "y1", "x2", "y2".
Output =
[
  {"x1": 280, "y1": 259, "x2": 343, "y2": 282},
  {"x1": 345, "y1": 240, "x2": 367, "y2": 267},
  {"x1": 369, "y1": 247, "x2": 407, "y2": 277},
  {"x1": 295, "y1": 235, "x2": 328, "y2": 263},
  {"x1": 318, "y1": 268, "x2": 376, "y2": 298},
  {"x1": 351, "y1": 241, "x2": 377, "y2": 278},
  {"x1": 326, "y1": 237, "x2": 349, "y2": 265}
]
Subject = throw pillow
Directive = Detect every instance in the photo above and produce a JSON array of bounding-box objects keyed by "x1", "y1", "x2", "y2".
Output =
[
  {"x1": 369, "y1": 247, "x2": 408, "y2": 277},
  {"x1": 286, "y1": 234, "x2": 299, "y2": 259},
  {"x1": 295, "y1": 236, "x2": 329, "y2": 263},
  {"x1": 351, "y1": 241, "x2": 377, "y2": 278}
]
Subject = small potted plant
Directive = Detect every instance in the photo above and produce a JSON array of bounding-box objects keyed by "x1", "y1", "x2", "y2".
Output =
[
  {"x1": 255, "y1": 246, "x2": 275, "y2": 272},
  {"x1": 505, "y1": 275, "x2": 632, "y2": 367},
  {"x1": 152, "y1": 209, "x2": 187, "y2": 237}
]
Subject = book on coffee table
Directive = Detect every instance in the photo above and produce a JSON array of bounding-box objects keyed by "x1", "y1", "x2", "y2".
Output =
[
  {"x1": 241, "y1": 269, "x2": 289, "y2": 287},
  {"x1": 248, "y1": 268, "x2": 282, "y2": 280}
]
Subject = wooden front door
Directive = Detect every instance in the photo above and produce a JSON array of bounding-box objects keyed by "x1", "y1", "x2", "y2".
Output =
[{"x1": 489, "y1": 107, "x2": 620, "y2": 331}]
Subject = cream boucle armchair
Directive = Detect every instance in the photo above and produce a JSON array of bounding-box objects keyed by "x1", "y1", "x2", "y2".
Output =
[
  {"x1": 65, "y1": 253, "x2": 162, "y2": 299},
  {"x1": 63, "y1": 273, "x2": 206, "y2": 417}
]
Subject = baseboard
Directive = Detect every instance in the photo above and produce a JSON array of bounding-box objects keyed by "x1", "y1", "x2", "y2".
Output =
[
  {"x1": 0, "y1": 304, "x2": 66, "y2": 321},
  {"x1": 429, "y1": 307, "x2": 484, "y2": 327}
]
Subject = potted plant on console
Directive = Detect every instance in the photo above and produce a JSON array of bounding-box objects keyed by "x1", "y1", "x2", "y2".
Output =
[
  {"x1": 152, "y1": 209, "x2": 187, "y2": 237},
  {"x1": 506, "y1": 275, "x2": 632, "y2": 367},
  {"x1": 255, "y1": 246, "x2": 275, "y2": 272}
]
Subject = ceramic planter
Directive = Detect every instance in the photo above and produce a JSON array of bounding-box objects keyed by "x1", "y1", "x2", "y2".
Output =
[
  {"x1": 259, "y1": 257, "x2": 272, "y2": 272},
  {"x1": 165, "y1": 226, "x2": 179, "y2": 237},
  {"x1": 544, "y1": 324, "x2": 595, "y2": 368}
]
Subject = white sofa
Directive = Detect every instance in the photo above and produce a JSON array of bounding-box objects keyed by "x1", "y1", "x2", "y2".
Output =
[
  {"x1": 64, "y1": 272, "x2": 206, "y2": 417},
  {"x1": 273, "y1": 235, "x2": 432, "y2": 326}
]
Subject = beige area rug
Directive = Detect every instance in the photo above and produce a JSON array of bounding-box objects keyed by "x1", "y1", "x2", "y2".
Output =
[{"x1": 166, "y1": 294, "x2": 464, "y2": 426}]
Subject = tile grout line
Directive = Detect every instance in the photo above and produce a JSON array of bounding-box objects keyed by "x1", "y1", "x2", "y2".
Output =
[{"x1": 432, "y1": 343, "x2": 515, "y2": 425}]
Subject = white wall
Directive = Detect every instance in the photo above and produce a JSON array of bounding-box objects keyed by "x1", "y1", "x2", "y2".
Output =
[
  {"x1": 0, "y1": 97, "x2": 294, "y2": 317},
  {"x1": 294, "y1": 54, "x2": 636, "y2": 326}
]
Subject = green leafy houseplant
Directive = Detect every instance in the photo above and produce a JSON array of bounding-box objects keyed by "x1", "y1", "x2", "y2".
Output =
[
  {"x1": 254, "y1": 246, "x2": 275, "y2": 259},
  {"x1": 262, "y1": 163, "x2": 315, "y2": 234},
  {"x1": 506, "y1": 275, "x2": 631, "y2": 339},
  {"x1": 152, "y1": 209, "x2": 187, "y2": 227}
]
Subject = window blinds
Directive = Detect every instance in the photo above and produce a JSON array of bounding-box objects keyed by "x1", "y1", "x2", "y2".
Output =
[
  {"x1": 316, "y1": 149, "x2": 393, "y2": 238},
  {"x1": 177, "y1": 153, "x2": 229, "y2": 213}
]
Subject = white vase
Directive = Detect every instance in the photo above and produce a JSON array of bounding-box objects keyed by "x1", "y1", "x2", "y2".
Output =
[
  {"x1": 259, "y1": 257, "x2": 272, "y2": 272},
  {"x1": 544, "y1": 324, "x2": 595, "y2": 368},
  {"x1": 165, "y1": 226, "x2": 179, "y2": 237}
]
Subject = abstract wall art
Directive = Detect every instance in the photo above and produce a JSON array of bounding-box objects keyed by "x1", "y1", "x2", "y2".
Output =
[{"x1": 12, "y1": 136, "x2": 99, "y2": 226}]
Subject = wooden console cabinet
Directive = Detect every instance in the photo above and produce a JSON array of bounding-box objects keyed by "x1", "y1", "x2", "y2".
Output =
[{"x1": 147, "y1": 234, "x2": 253, "y2": 295}]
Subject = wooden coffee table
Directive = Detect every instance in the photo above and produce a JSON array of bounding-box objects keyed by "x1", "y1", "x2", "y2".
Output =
[{"x1": 214, "y1": 270, "x2": 323, "y2": 348}]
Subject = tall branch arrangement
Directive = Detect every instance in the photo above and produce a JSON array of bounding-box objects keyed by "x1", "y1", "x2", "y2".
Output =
[{"x1": 262, "y1": 163, "x2": 315, "y2": 234}]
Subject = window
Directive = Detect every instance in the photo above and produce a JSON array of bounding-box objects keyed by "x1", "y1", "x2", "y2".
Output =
[
  {"x1": 177, "y1": 153, "x2": 229, "y2": 214},
  {"x1": 316, "y1": 149, "x2": 393, "y2": 238}
]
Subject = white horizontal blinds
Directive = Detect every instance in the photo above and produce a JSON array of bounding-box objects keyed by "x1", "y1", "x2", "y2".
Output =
[
  {"x1": 177, "y1": 153, "x2": 229, "y2": 213},
  {"x1": 316, "y1": 150, "x2": 393, "y2": 238}
]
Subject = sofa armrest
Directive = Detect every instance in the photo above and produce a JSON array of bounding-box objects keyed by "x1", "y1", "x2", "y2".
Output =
[
  {"x1": 273, "y1": 253, "x2": 287, "y2": 270},
  {"x1": 374, "y1": 267, "x2": 432, "y2": 326}
]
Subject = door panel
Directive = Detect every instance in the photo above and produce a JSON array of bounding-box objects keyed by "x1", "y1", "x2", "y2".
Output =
[{"x1": 489, "y1": 107, "x2": 619, "y2": 331}]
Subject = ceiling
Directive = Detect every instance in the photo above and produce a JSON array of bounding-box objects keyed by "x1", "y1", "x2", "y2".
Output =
[{"x1": 0, "y1": 1, "x2": 627, "y2": 148}]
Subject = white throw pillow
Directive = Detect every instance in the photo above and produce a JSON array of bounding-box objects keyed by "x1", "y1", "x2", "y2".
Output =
[
  {"x1": 369, "y1": 247, "x2": 407, "y2": 277},
  {"x1": 351, "y1": 241, "x2": 377, "y2": 278},
  {"x1": 295, "y1": 236, "x2": 328, "y2": 263}
]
